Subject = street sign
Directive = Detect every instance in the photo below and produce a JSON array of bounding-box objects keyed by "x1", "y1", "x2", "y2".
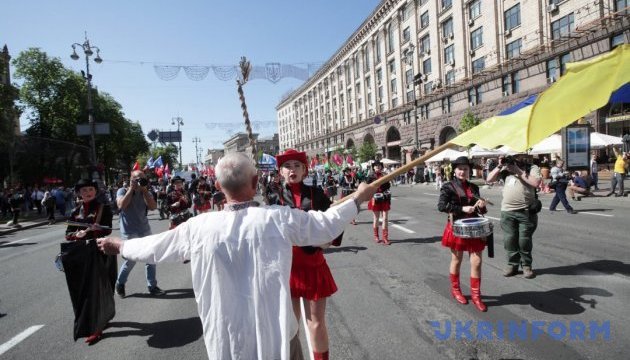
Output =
[
  {"x1": 76, "y1": 123, "x2": 110, "y2": 136},
  {"x1": 158, "y1": 131, "x2": 182, "y2": 143}
]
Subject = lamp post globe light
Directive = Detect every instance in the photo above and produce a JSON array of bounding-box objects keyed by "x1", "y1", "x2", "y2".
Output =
[
  {"x1": 172, "y1": 116, "x2": 184, "y2": 168},
  {"x1": 70, "y1": 35, "x2": 103, "y2": 167}
]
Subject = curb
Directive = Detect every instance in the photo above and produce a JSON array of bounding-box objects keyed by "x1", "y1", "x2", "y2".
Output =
[{"x1": 0, "y1": 220, "x2": 54, "y2": 236}]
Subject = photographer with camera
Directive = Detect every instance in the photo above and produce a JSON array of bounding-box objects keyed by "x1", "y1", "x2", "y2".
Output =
[
  {"x1": 487, "y1": 154, "x2": 542, "y2": 279},
  {"x1": 549, "y1": 159, "x2": 577, "y2": 214},
  {"x1": 167, "y1": 176, "x2": 192, "y2": 229},
  {"x1": 114, "y1": 170, "x2": 166, "y2": 297}
]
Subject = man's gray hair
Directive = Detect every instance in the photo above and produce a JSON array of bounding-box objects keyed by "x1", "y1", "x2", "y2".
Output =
[{"x1": 216, "y1": 153, "x2": 257, "y2": 194}]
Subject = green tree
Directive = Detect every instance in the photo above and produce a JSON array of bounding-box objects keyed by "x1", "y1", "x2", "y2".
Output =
[
  {"x1": 459, "y1": 110, "x2": 481, "y2": 133},
  {"x1": 357, "y1": 140, "x2": 378, "y2": 163}
]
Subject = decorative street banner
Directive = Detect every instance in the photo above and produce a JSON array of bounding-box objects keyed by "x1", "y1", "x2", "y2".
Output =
[{"x1": 153, "y1": 62, "x2": 323, "y2": 83}]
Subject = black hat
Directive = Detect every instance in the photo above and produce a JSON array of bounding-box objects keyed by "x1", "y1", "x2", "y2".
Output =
[
  {"x1": 371, "y1": 160, "x2": 383, "y2": 168},
  {"x1": 343, "y1": 167, "x2": 351, "y2": 173},
  {"x1": 170, "y1": 175, "x2": 185, "y2": 184},
  {"x1": 451, "y1": 156, "x2": 472, "y2": 167},
  {"x1": 75, "y1": 178, "x2": 98, "y2": 192}
]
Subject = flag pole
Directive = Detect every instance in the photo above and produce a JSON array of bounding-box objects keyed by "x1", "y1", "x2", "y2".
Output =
[{"x1": 333, "y1": 142, "x2": 455, "y2": 205}]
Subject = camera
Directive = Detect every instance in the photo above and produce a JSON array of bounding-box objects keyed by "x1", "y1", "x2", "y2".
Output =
[{"x1": 135, "y1": 178, "x2": 149, "y2": 187}]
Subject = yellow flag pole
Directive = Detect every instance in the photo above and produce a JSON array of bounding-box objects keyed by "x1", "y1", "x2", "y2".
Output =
[{"x1": 333, "y1": 141, "x2": 456, "y2": 205}]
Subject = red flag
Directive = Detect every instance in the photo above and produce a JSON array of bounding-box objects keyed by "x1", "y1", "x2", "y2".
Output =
[
  {"x1": 164, "y1": 163, "x2": 170, "y2": 175},
  {"x1": 155, "y1": 166, "x2": 164, "y2": 178},
  {"x1": 132, "y1": 161, "x2": 140, "y2": 171},
  {"x1": 346, "y1": 154, "x2": 354, "y2": 166}
]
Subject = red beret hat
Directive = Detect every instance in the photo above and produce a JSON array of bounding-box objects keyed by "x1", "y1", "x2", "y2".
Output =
[{"x1": 275, "y1": 149, "x2": 308, "y2": 168}]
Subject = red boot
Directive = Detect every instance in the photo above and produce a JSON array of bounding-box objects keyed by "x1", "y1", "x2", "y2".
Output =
[
  {"x1": 85, "y1": 331, "x2": 102, "y2": 345},
  {"x1": 373, "y1": 227, "x2": 381, "y2": 243},
  {"x1": 449, "y1": 273, "x2": 468, "y2": 304},
  {"x1": 313, "y1": 351, "x2": 329, "y2": 360},
  {"x1": 382, "y1": 228, "x2": 390, "y2": 245},
  {"x1": 470, "y1": 277, "x2": 487, "y2": 312}
]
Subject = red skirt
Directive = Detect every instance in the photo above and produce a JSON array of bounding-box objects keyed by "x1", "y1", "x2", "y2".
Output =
[
  {"x1": 194, "y1": 202, "x2": 211, "y2": 212},
  {"x1": 441, "y1": 221, "x2": 486, "y2": 253},
  {"x1": 367, "y1": 198, "x2": 391, "y2": 212},
  {"x1": 290, "y1": 246, "x2": 337, "y2": 301}
]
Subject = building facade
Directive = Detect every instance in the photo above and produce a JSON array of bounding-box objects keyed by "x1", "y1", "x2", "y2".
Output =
[
  {"x1": 220, "y1": 132, "x2": 280, "y2": 161},
  {"x1": 276, "y1": 0, "x2": 629, "y2": 162},
  {"x1": 203, "y1": 148, "x2": 225, "y2": 166}
]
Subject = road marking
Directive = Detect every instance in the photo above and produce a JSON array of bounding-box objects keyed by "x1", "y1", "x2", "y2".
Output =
[
  {"x1": 1, "y1": 237, "x2": 33, "y2": 246},
  {"x1": 484, "y1": 216, "x2": 501, "y2": 221},
  {"x1": 300, "y1": 300, "x2": 314, "y2": 360},
  {"x1": 0, "y1": 325, "x2": 44, "y2": 356},
  {"x1": 576, "y1": 211, "x2": 614, "y2": 217},
  {"x1": 423, "y1": 193, "x2": 439, "y2": 196},
  {"x1": 390, "y1": 223, "x2": 415, "y2": 234}
]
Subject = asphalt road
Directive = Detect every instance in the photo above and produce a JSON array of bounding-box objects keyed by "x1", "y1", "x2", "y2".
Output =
[{"x1": 0, "y1": 185, "x2": 628, "y2": 359}]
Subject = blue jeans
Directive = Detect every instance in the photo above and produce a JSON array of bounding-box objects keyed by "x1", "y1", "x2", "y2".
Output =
[
  {"x1": 550, "y1": 182, "x2": 573, "y2": 211},
  {"x1": 116, "y1": 231, "x2": 157, "y2": 288}
]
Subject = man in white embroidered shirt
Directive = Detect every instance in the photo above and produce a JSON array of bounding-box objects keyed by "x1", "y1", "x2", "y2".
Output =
[{"x1": 97, "y1": 152, "x2": 376, "y2": 360}]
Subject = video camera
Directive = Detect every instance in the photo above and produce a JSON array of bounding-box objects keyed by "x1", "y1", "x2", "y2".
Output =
[{"x1": 135, "y1": 178, "x2": 149, "y2": 187}]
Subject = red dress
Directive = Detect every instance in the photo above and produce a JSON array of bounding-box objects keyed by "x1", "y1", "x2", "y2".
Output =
[
  {"x1": 367, "y1": 171, "x2": 391, "y2": 212},
  {"x1": 287, "y1": 183, "x2": 337, "y2": 301},
  {"x1": 440, "y1": 181, "x2": 486, "y2": 253}
]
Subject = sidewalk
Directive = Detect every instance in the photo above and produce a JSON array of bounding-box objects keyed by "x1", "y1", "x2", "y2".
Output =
[{"x1": 0, "y1": 213, "x2": 65, "y2": 236}]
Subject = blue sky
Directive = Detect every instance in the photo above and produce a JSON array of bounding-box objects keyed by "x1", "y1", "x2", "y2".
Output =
[{"x1": 2, "y1": 0, "x2": 381, "y2": 165}]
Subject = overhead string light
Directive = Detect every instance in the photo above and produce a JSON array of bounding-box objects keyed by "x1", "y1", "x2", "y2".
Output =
[{"x1": 149, "y1": 62, "x2": 323, "y2": 83}]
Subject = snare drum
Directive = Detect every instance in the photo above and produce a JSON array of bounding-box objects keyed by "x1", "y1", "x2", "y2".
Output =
[
  {"x1": 452, "y1": 217, "x2": 493, "y2": 238},
  {"x1": 373, "y1": 193, "x2": 384, "y2": 203}
]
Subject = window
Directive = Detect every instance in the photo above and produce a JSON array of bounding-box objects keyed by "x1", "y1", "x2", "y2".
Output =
[
  {"x1": 392, "y1": 98, "x2": 398, "y2": 108},
  {"x1": 388, "y1": 24, "x2": 396, "y2": 53},
  {"x1": 442, "y1": 0, "x2": 452, "y2": 10},
  {"x1": 470, "y1": 27, "x2": 483, "y2": 49},
  {"x1": 445, "y1": 70, "x2": 455, "y2": 85},
  {"x1": 354, "y1": 55, "x2": 360, "y2": 78},
  {"x1": 559, "y1": 53, "x2": 571, "y2": 75},
  {"x1": 424, "y1": 81, "x2": 433, "y2": 95},
  {"x1": 469, "y1": 0, "x2": 481, "y2": 19},
  {"x1": 612, "y1": 33, "x2": 626, "y2": 48},
  {"x1": 365, "y1": 75, "x2": 371, "y2": 89},
  {"x1": 511, "y1": 71, "x2": 520, "y2": 94},
  {"x1": 504, "y1": 4, "x2": 521, "y2": 31},
  {"x1": 403, "y1": 27, "x2": 411, "y2": 44},
  {"x1": 546, "y1": 59, "x2": 559, "y2": 80},
  {"x1": 441, "y1": 96, "x2": 452, "y2": 113},
  {"x1": 551, "y1": 13, "x2": 574, "y2": 40},
  {"x1": 616, "y1": 0, "x2": 629, "y2": 14},
  {"x1": 378, "y1": 86, "x2": 384, "y2": 102},
  {"x1": 420, "y1": 34, "x2": 430, "y2": 54},
  {"x1": 506, "y1": 39, "x2": 522, "y2": 59},
  {"x1": 421, "y1": 11, "x2": 429, "y2": 29},
  {"x1": 368, "y1": 92, "x2": 373, "y2": 105},
  {"x1": 388, "y1": 59, "x2": 396, "y2": 74},
  {"x1": 420, "y1": 0, "x2": 429, "y2": 5},
  {"x1": 390, "y1": 78, "x2": 397, "y2": 94},
  {"x1": 406, "y1": 89, "x2": 415, "y2": 103},
  {"x1": 442, "y1": 17, "x2": 454, "y2": 37},
  {"x1": 444, "y1": 45, "x2": 454, "y2": 64},
  {"x1": 375, "y1": 35, "x2": 382, "y2": 63},
  {"x1": 502, "y1": 75, "x2": 511, "y2": 94},
  {"x1": 376, "y1": 68, "x2": 383, "y2": 85},
  {"x1": 364, "y1": 46, "x2": 371, "y2": 71},
  {"x1": 423, "y1": 58, "x2": 432, "y2": 74},
  {"x1": 356, "y1": 82, "x2": 361, "y2": 95},
  {"x1": 472, "y1": 57, "x2": 485, "y2": 74},
  {"x1": 405, "y1": 69, "x2": 413, "y2": 86},
  {"x1": 468, "y1": 86, "x2": 483, "y2": 104},
  {"x1": 400, "y1": 4, "x2": 408, "y2": 21}
]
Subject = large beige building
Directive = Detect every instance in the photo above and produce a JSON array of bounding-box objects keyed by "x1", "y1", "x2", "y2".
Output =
[{"x1": 276, "y1": 0, "x2": 629, "y2": 162}]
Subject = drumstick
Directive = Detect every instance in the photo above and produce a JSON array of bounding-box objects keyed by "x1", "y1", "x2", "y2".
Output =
[
  {"x1": 65, "y1": 221, "x2": 112, "y2": 230},
  {"x1": 472, "y1": 195, "x2": 494, "y2": 206}
]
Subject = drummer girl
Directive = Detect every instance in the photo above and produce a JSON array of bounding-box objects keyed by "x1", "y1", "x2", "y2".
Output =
[
  {"x1": 367, "y1": 160, "x2": 391, "y2": 245},
  {"x1": 339, "y1": 167, "x2": 358, "y2": 225},
  {"x1": 437, "y1": 156, "x2": 488, "y2": 312},
  {"x1": 265, "y1": 149, "x2": 341, "y2": 360}
]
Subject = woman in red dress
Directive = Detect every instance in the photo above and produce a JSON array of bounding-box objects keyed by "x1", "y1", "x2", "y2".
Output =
[
  {"x1": 367, "y1": 160, "x2": 391, "y2": 245},
  {"x1": 437, "y1": 156, "x2": 488, "y2": 312},
  {"x1": 194, "y1": 176, "x2": 212, "y2": 214},
  {"x1": 265, "y1": 149, "x2": 341, "y2": 360}
]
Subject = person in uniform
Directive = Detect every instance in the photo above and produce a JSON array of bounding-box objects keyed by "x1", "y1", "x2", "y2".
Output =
[
  {"x1": 194, "y1": 176, "x2": 212, "y2": 214},
  {"x1": 437, "y1": 156, "x2": 488, "y2": 312},
  {"x1": 61, "y1": 179, "x2": 115, "y2": 344},
  {"x1": 166, "y1": 175, "x2": 191, "y2": 229},
  {"x1": 266, "y1": 149, "x2": 341, "y2": 360},
  {"x1": 339, "y1": 167, "x2": 358, "y2": 225},
  {"x1": 366, "y1": 160, "x2": 391, "y2": 245},
  {"x1": 323, "y1": 169, "x2": 338, "y2": 202}
]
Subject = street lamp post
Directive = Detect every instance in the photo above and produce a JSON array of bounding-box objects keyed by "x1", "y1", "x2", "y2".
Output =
[
  {"x1": 71, "y1": 34, "x2": 102, "y2": 166},
  {"x1": 172, "y1": 116, "x2": 184, "y2": 168},
  {"x1": 404, "y1": 43, "x2": 420, "y2": 153}
]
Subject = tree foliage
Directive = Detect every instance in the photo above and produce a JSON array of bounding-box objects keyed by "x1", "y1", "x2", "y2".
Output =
[
  {"x1": 459, "y1": 110, "x2": 481, "y2": 134},
  {"x1": 357, "y1": 140, "x2": 378, "y2": 163},
  {"x1": 11, "y1": 48, "x2": 149, "y2": 185}
]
